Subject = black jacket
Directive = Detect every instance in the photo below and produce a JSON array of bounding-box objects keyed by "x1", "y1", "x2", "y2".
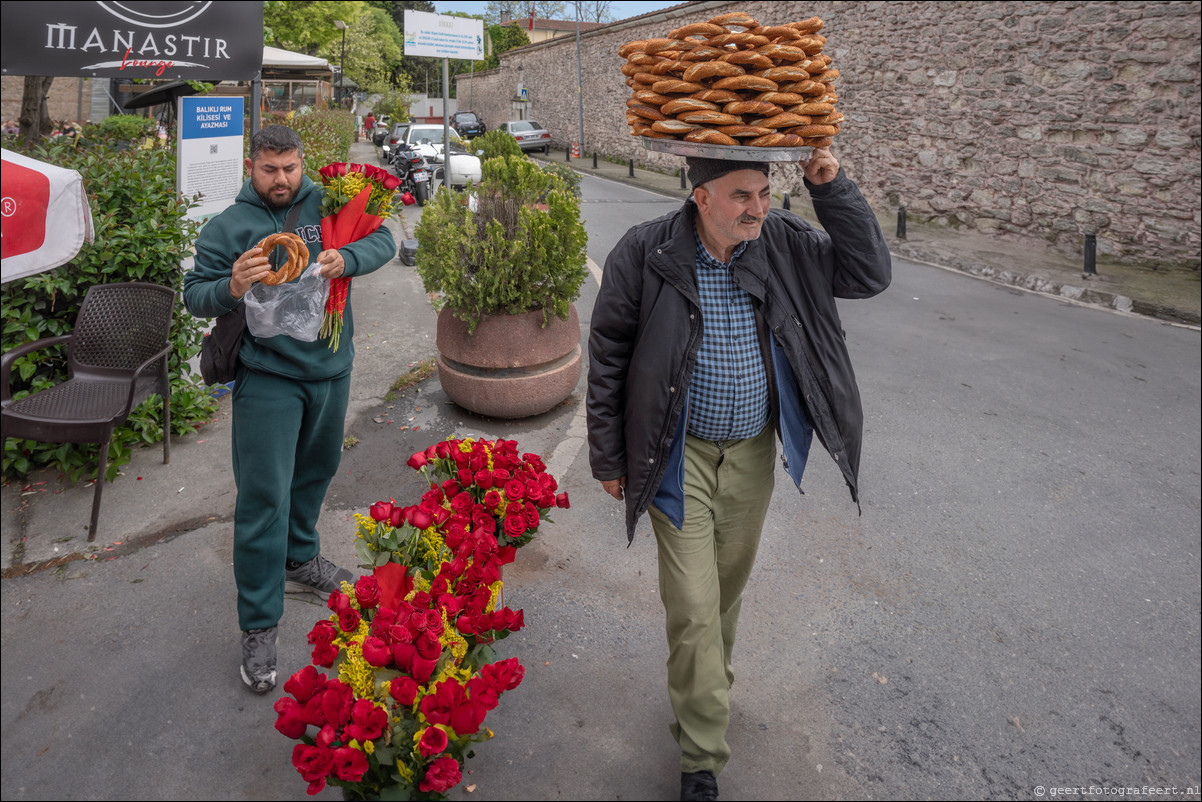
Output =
[{"x1": 586, "y1": 168, "x2": 891, "y2": 542}]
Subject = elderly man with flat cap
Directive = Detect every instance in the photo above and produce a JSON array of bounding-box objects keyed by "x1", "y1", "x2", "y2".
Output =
[{"x1": 587, "y1": 149, "x2": 891, "y2": 801}]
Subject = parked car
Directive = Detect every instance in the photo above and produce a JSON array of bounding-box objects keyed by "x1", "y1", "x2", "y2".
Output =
[
  {"x1": 501, "y1": 120, "x2": 552, "y2": 154},
  {"x1": 402, "y1": 124, "x2": 482, "y2": 189},
  {"x1": 449, "y1": 111, "x2": 486, "y2": 139}
]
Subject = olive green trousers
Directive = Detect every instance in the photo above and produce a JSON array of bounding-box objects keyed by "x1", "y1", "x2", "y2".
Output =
[
  {"x1": 231, "y1": 366, "x2": 350, "y2": 631},
  {"x1": 647, "y1": 426, "x2": 776, "y2": 776}
]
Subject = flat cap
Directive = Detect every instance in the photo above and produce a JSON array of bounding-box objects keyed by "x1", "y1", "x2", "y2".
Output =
[{"x1": 686, "y1": 157, "x2": 769, "y2": 187}]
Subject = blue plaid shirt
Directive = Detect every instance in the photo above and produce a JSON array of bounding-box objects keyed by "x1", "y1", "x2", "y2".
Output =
[{"x1": 686, "y1": 227, "x2": 770, "y2": 441}]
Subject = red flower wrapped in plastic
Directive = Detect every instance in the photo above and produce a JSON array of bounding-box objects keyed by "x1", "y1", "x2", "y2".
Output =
[{"x1": 316, "y1": 162, "x2": 402, "y2": 351}]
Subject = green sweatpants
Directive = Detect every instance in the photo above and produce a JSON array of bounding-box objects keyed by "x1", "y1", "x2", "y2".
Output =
[
  {"x1": 647, "y1": 426, "x2": 776, "y2": 777},
  {"x1": 230, "y1": 366, "x2": 350, "y2": 630}
]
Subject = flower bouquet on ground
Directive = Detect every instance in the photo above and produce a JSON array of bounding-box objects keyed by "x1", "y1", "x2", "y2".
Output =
[
  {"x1": 316, "y1": 162, "x2": 401, "y2": 351},
  {"x1": 275, "y1": 437, "x2": 569, "y2": 800}
]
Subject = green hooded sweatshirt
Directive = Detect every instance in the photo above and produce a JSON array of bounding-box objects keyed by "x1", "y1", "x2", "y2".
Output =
[{"x1": 183, "y1": 175, "x2": 395, "y2": 381}]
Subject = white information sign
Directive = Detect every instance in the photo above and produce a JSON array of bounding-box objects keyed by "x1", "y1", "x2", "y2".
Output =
[
  {"x1": 403, "y1": 10, "x2": 485, "y2": 60},
  {"x1": 177, "y1": 95, "x2": 245, "y2": 223}
]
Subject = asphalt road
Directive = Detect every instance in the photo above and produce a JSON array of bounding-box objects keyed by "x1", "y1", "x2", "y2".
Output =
[{"x1": 1, "y1": 167, "x2": 1198, "y2": 802}]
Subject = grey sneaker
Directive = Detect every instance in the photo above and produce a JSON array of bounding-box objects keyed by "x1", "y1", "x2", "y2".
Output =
[
  {"x1": 240, "y1": 626, "x2": 278, "y2": 694},
  {"x1": 284, "y1": 554, "x2": 352, "y2": 600}
]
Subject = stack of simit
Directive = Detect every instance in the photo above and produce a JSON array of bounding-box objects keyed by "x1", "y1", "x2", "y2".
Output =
[{"x1": 621, "y1": 12, "x2": 843, "y2": 148}]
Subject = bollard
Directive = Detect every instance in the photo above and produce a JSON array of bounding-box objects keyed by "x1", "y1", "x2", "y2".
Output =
[
  {"x1": 782, "y1": 192, "x2": 791, "y2": 211},
  {"x1": 629, "y1": 159, "x2": 635, "y2": 177},
  {"x1": 593, "y1": 152, "x2": 598, "y2": 169},
  {"x1": 1084, "y1": 232, "x2": 1097, "y2": 275},
  {"x1": 680, "y1": 170, "x2": 687, "y2": 190},
  {"x1": 897, "y1": 206, "x2": 907, "y2": 240},
  {"x1": 565, "y1": 146, "x2": 571, "y2": 163}
]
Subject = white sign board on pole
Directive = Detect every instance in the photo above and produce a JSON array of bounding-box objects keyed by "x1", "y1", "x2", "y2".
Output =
[
  {"x1": 177, "y1": 96, "x2": 245, "y2": 223},
  {"x1": 403, "y1": 10, "x2": 485, "y2": 60}
]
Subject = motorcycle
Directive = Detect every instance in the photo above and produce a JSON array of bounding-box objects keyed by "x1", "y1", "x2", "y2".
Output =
[{"x1": 382, "y1": 141, "x2": 430, "y2": 206}]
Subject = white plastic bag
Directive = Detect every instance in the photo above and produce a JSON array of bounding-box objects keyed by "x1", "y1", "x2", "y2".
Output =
[{"x1": 244, "y1": 263, "x2": 329, "y2": 342}]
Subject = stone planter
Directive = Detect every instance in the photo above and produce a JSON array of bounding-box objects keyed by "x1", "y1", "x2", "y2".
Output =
[{"x1": 435, "y1": 305, "x2": 582, "y2": 418}]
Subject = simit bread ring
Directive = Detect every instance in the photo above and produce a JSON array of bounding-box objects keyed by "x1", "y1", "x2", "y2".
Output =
[
  {"x1": 708, "y1": 12, "x2": 760, "y2": 29},
  {"x1": 683, "y1": 60, "x2": 746, "y2": 83},
  {"x1": 670, "y1": 22, "x2": 726, "y2": 39},
  {"x1": 257, "y1": 233, "x2": 309, "y2": 286},
  {"x1": 684, "y1": 129, "x2": 739, "y2": 146},
  {"x1": 661, "y1": 97, "x2": 721, "y2": 115},
  {"x1": 713, "y1": 75, "x2": 778, "y2": 92}
]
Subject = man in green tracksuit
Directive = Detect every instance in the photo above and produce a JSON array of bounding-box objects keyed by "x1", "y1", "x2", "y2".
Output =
[{"x1": 183, "y1": 125, "x2": 395, "y2": 693}]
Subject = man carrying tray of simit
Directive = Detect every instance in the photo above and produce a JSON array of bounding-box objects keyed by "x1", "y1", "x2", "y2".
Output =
[{"x1": 586, "y1": 148, "x2": 891, "y2": 801}]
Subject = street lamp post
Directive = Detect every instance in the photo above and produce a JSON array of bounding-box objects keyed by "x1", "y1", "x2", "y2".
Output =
[{"x1": 335, "y1": 20, "x2": 347, "y2": 106}]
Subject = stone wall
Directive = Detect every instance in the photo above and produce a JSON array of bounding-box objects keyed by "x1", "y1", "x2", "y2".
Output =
[
  {"x1": 457, "y1": 0, "x2": 1201, "y2": 266},
  {"x1": 1, "y1": 76, "x2": 93, "y2": 124}
]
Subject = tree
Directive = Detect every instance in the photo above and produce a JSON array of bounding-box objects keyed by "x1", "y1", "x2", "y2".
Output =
[
  {"x1": 18, "y1": 76, "x2": 55, "y2": 148},
  {"x1": 575, "y1": 1, "x2": 615, "y2": 23},
  {"x1": 320, "y1": 6, "x2": 405, "y2": 94},
  {"x1": 481, "y1": 23, "x2": 531, "y2": 70},
  {"x1": 485, "y1": 1, "x2": 566, "y2": 26},
  {"x1": 264, "y1": 0, "x2": 363, "y2": 55}
]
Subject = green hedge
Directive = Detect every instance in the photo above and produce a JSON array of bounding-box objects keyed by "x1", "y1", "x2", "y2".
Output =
[
  {"x1": 1, "y1": 137, "x2": 217, "y2": 483},
  {"x1": 262, "y1": 108, "x2": 356, "y2": 180}
]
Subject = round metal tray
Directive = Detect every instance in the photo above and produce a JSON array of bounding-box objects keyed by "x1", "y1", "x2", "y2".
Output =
[{"x1": 641, "y1": 136, "x2": 811, "y2": 162}]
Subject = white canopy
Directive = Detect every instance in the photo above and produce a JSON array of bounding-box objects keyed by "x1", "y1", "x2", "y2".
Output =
[{"x1": 262, "y1": 46, "x2": 333, "y2": 75}]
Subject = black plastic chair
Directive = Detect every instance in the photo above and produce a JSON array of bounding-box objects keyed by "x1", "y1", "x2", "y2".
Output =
[{"x1": 1, "y1": 282, "x2": 176, "y2": 542}]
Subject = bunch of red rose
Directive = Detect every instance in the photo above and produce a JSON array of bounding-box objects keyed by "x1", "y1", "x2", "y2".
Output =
[
  {"x1": 405, "y1": 438, "x2": 570, "y2": 549},
  {"x1": 273, "y1": 666, "x2": 376, "y2": 795}
]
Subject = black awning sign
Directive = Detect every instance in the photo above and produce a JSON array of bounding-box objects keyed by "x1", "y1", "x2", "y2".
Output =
[{"x1": 0, "y1": 1, "x2": 263, "y2": 81}]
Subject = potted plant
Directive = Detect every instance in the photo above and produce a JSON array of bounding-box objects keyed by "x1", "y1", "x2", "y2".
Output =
[{"x1": 413, "y1": 155, "x2": 588, "y2": 418}]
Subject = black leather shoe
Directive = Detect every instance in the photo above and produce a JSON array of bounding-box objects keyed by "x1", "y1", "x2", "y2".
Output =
[{"x1": 681, "y1": 770, "x2": 719, "y2": 801}]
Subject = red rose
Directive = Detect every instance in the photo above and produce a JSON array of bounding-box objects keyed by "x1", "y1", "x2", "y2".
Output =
[
  {"x1": 449, "y1": 696, "x2": 487, "y2": 735},
  {"x1": 389, "y1": 675, "x2": 419, "y2": 706},
  {"x1": 388, "y1": 506, "x2": 405, "y2": 528},
  {"x1": 308, "y1": 619, "x2": 337, "y2": 646},
  {"x1": 320, "y1": 681, "x2": 355, "y2": 727},
  {"x1": 522, "y1": 453, "x2": 547, "y2": 472},
  {"x1": 457, "y1": 467, "x2": 474, "y2": 487},
  {"x1": 311, "y1": 640, "x2": 339, "y2": 667},
  {"x1": 292, "y1": 744, "x2": 332, "y2": 795},
  {"x1": 497, "y1": 545, "x2": 517, "y2": 565},
  {"x1": 345, "y1": 698, "x2": 389, "y2": 742},
  {"x1": 503, "y1": 514, "x2": 527, "y2": 538},
  {"x1": 361, "y1": 636, "x2": 392, "y2": 667},
  {"x1": 284, "y1": 665, "x2": 328, "y2": 704},
  {"x1": 407, "y1": 451, "x2": 428, "y2": 470},
  {"x1": 503, "y1": 479, "x2": 525, "y2": 501},
  {"x1": 330, "y1": 746, "x2": 369, "y2": 782},
  {"x1": 482, "y1": 656, "x2": 526, "y2": 691},
  {"x1": 523, "y1": 503, "x2": 541, "y2": 529},
  {"x1": 327, "y1": 590, "x2": 351, "y2": 614},
  {"x1": 354, "y1": 576, "x2": 381, "y2": 609},
  {"x1": 450, "y1": 492, "x2": 474, "y2": 514},
  {"x1": 408, "y1": 506, "x2": 434, "y2": 530},
  {"x1": 467, "y1": 676, "x2": 500, "y2": 711},
  {"x1": 444, "y1": 522, "x2": 468, "y2": 551},
  {"x1": 338, "y1": 608, "x2": 361, "y2": 633},
  {"x1": 274, "y1": 696, "x2": 308, "y2": 739},
  {"x1": 483, "y1": 490, "x2": 503, "y2": 510},
  {"x1": 418, "y1": 725, "x2": 449, "y2": 757},
  {"x1": 420, "y1": 755, "x2": 463, "y2": 794},
  {"x1": 441, "y1": 479, "x2": 461, "y2": 499},
  {"x1": 411, "y1": 654, "x2": 438, "y2": 683},
  {"x1": 369, "y1": 500, "x2": 393, "y2": 522}
]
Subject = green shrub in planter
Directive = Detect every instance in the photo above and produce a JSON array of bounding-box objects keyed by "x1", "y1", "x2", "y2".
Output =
[
  {"x1": 473, "y1": 128, "x2": 523, "y2": 162},
  {"x1": 414, "y1": 155, "x2": 588, "y2": 334},
  {"x1": 2, "y1": 138, "x2": 217, "y2": 483}
]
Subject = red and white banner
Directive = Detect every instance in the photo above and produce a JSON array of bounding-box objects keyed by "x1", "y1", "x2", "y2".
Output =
[{"x1": 1, "y1": 149, "x2": 95, "y2": 283}]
